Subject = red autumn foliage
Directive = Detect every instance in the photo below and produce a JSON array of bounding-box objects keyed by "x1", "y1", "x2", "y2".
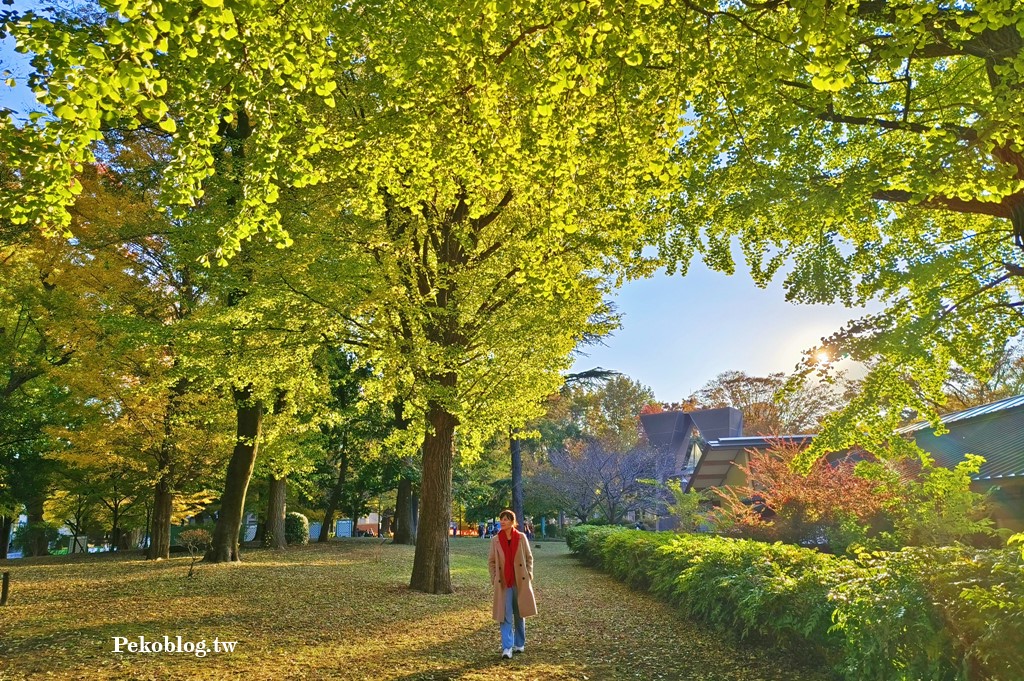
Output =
[{"x1": 707, "y1": 439, "x2": 901, "y2": 551}]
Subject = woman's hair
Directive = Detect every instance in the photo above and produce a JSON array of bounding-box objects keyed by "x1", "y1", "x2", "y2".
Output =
[{"x1": 498, "y1": 509, "x2": 518, "y2": 526}]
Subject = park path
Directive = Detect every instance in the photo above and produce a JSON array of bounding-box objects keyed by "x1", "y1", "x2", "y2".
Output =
[
  {"x1": 474, "y1": 539, "x2": 829, "y2": 681},
  {"x1": 0, "y1": 538, "x2": 830, "y2": 681}
]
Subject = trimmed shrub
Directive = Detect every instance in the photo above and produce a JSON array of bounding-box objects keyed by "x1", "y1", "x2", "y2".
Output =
[
  {"x1": 285, "y1": 512, "x2": 309, "y2": 545},
  {"x1": 831, "y1": 546, "x2": 1024, "y2": 681},
  {"x1": 566, "y1": 525, "x2": 1024, "y2": 681},
  {"x1": 565, "y1": 524, "x2": 625, "y2": 563}
]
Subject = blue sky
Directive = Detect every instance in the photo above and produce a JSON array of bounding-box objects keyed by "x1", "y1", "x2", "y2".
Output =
[{"x1": 570, "y1": 261, "x2": 870, "y2": 402}]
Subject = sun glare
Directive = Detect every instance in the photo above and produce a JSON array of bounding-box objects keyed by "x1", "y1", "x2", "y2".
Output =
[{"x1": 814, "y1": 350, "x2": 831, "y2": 365}]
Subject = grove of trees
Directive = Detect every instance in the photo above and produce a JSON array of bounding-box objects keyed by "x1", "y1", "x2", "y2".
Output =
[{"x1": 3, "y1": 0, "x2": 1024, "y2": 582}]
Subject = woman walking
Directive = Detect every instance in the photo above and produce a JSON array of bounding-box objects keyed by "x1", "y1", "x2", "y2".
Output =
[{"x1": 488, "y1": 509, "x2": 537, "y2": 659}]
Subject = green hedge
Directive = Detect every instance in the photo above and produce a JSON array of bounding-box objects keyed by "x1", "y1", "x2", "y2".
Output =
[{"x1": 565, "y1": 525, "x2": 1024, "y2": 681}]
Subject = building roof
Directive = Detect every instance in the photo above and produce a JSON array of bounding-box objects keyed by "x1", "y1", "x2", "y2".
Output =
[
  {"x1": 639, "y1": 411, "x2": 692, "y2": 453},
  {"x1": 907, "y1": 404, "x2": 1024, "y2": 481},
  {"x1": 688, "y1": 435, "x2": 815, "y2": 491},
  {"x1": 640, "y1": 408, "x2": 744, "y2": 484},
  {"x1": 896, "y1": 394, "x2": 1024, "y2": 434}
]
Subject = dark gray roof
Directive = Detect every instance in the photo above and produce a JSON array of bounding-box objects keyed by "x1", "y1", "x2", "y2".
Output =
[
  {"x1": 639, "y1": 411, "x2": 691, "y2": 452},
  {"x1": 640, "y1": 408, "x2": 744, "y2": 485}
]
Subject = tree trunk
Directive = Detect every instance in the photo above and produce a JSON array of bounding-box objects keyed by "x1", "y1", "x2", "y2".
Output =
[
  {"x1": 266, "y1": 474, "x2": 287, "y2": 549},
  {"x1": 349, "y1": 501, "x2": 360, "y2": 536},
  {"x1": 148, "y1": 475, "x2": 173, "y2": 560},
  {"x1": 205, "y1": 388, "x2": 264, "y2": 563},
  {"x1": 149, "y1": 385, "x2": 182, "y2": 560},
  {"x1": 510, "y1": 431, "x2": 524, "y2": 523},
  {"x1": 142, "y1": 499, "x2": 152, "y2": 554},
  {"x1": 319, "y1": 450, "x2": 348, "y2": 543},
  {"x1": 0, "y1": 515, "x2": 11, "y2": 559},
  {"x1": 409, "y1": 401, "x2": 456, "y2": 594},
  {"x1": 25, "y1": 497, "x2": 48, "y2": 557},
  {"x1": 411, "y1": 492, "x2": 419, "y2": 536},
  {"x1": 393, "y1": 475, "x2": 416, "y2": 545},
  {"x1": 119, "y1": 527, "x2": 141, "y2": 552},
  {"x1": 109, "y1": 503, "x2": 122, "y2": 552}
]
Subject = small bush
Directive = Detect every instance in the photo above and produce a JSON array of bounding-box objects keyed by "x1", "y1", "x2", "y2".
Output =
[
  {"x1": 285, "y1": 512, "x2": 309, "y2": 545},
  {"x1": 179, "y1": 529, "x2": 212, "y2": 579}
]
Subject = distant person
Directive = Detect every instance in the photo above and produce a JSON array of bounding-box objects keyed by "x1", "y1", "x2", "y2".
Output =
[
  {"x1": 487, "y1": 509, "x2": 537, "y2": 659},
  {"x1": 523, "y1": 519, "x2": 534, "y2": 541},
  {"x1": 478, "y1": 521, "x2": 485, "y2": 538}
]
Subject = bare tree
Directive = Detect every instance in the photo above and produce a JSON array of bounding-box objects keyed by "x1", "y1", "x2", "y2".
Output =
[
  {"x1": 689, "y1": 371, "x2": 847, "y2": 435},
  {"x1": 943, "y1": 341, "x2": 1024, "y2": 413},
  {"x1": 540, "y1": 440, "x2": 661, "y2": 524}
]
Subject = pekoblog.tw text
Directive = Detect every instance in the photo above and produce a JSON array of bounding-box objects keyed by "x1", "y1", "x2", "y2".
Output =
[{"x1": 112, "y1": 636, "x2": 237, "y2": 657}]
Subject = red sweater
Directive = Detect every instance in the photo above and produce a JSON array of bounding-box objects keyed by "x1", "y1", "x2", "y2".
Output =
[{"x1": 500, "y1": 530, "x2": 520, "y2": 588}]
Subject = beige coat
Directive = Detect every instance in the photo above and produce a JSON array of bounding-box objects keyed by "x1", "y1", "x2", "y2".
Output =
[{"x1": 488, "y1": 530, "x2": 537, "y2": 622}]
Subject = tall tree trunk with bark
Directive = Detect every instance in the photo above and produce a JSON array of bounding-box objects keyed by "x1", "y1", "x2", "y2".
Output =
[
  {"x1": 25, "y1": 496, "x2": 49, "y2": 557},
  {"x1": 108, "y1": 497, "x2": 123, "y2": 552},
  {"x1": 390, "y1": 399, "x2": 416, "y2": 545},
  {"x1": 510, "y1": 431, "x2": 524, "y2": 523},
  {"x1": 149, "y1": 383, "x2": 184, "y2": 560},
  {"x1": 393, "y1": 474, "x2": 416, "y2": 545},
  {"x1": 148, "y1": 474, "x2": 173, "y2": 560},
  {"x1": 266, "y1": 474, "x2": 287, "y2": 549},
  {"x1": 0, "y1": 515, "x2": 11, "y2": 559},
  {"x1": 411, "y1": 492, "x2": 419, "y2": 536},
  {"x1": 409, "y1": 400, "x2": 456, "y2": 594},
  {"x1": 205, "y1": 387, "x2": 264, "y2": 563},
  {"x1": 319, "y1": 446, "x2": 348, "y2": 543},
  {"x1": 349, "y1": 500, "x2": 362, "y2": 536}
]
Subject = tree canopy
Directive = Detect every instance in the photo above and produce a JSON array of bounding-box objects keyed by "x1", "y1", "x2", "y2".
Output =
[
  {"x1": 5, "y1": 0, "x2": 1024, "y2": 571},
  {"x1": 660, "y1": 0, "x2": 1024, "y2": 460}
]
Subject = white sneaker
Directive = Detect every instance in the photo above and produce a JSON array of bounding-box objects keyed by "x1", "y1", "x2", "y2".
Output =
[
  {"x1": 502, "y1": 648, "x2": 513, "y2": 659},
  {"x1": 513, "y1": 645, "x2": 525, "y2": 653}
]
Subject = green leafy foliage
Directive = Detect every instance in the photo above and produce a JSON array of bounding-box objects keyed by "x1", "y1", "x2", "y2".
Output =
[
  {"x1": 12, "y1": 521, "x2": 58, "y2": 552},
  {"x1": 284, "y1": 511, "x2": 309, "y2": 545},
  {"x1": 567, "y1": 525, "x2": 1024, "y2": 681},
  {"x1": 663, "y1": 480, "x2": 707, "y2": 533},
  {"x1": 661, "y1": 1, "x2": 1024, "y2": 459},
  {"x1": 832, "y1": 546, "x2": 1024, "y2": 681},
  {"x1": 710, "y1": 440, "x2": 994, "y2": 554}
]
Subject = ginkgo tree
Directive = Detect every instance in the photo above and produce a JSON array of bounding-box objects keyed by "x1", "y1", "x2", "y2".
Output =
[
  {"x1": 19, "y1": 0, "x2": 1024, "y2": 581},
  {"x1": 1, "y1": 0, "x2": 699, "y2": 591},
  {"x1": 659, "y1": 0, "x2": 1024, "y2": 459}
]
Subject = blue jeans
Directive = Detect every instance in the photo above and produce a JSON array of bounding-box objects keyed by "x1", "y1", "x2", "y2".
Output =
[{"x1": 500, "y1": 587, "x2": 526, "y2": 650}]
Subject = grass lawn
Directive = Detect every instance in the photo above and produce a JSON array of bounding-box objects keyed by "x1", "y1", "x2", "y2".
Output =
[{"x1": 1, "y1": 539, "x2": 829, "y2": 680}]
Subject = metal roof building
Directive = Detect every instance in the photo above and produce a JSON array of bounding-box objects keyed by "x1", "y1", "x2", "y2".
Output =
[
  {"x1": 640, "y1": 395, "x2": 1024, "y2": 529},
  {"x1": 896, "y1": 394, "x2": 1024, "y2": 482}
]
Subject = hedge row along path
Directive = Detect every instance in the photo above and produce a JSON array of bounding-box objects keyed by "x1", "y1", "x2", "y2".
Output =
[{"x1": 0, "y1": 539, "x2": 829, "y2": 680}]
